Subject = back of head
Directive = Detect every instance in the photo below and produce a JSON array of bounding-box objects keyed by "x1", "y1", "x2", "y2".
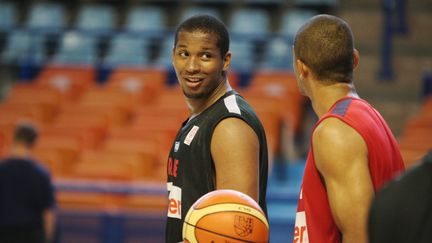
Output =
[
  {"x1": 13, "y1": 122, "x2": 38, "y2": 148},
  {"x1": 174, "y1": 14, "x2": 229, "y2": 56},
  {"x1": 294, "y1": 14, "x2": 354, "y2": 83}
]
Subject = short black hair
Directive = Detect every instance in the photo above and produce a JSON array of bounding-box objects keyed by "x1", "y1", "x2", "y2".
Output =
[
  {"x1": 174, "y1": 14, "x2": 230, "y2": 56},
  {"x1": 294, "y1": 14, "x2": 354, "y2": 83},
  {"x1": 14, "y1": 122, "x2": 38, "y2": 147}
]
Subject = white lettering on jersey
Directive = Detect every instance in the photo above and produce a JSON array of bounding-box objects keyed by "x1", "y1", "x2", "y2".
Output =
[
  {"x1": 224, "y1": 94, "x2": 241, "y2": 115},
  {"x1": 184, "y1": 125, "x2": 199, "y2": 146},
  {"x1": 294, "y1": 211, "x2": 309, "y2": 243},
  {"x1": 167, "y1": 182, "x2": 182, "y2": 219},
  {"x1": 174, "y1": 141, "x2": 180, "y2": 152}
]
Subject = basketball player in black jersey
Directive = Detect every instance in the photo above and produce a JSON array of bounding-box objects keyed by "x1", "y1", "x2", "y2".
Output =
[{"x1": 165, "y1": 15, "x2": 269, "y2": 242}]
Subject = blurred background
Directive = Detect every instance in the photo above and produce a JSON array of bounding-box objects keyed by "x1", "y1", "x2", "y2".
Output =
[{"x1": 0, "y1": 0, "x2": 430, "y2": 242}]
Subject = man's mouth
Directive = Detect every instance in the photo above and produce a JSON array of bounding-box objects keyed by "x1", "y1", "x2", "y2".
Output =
[{"x1": 184, "y1": 76, "x2": 205, "y2": 83}]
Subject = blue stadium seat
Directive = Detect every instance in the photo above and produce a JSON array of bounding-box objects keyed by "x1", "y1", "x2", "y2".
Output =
[
  {"x1": 179, "y1": 7, "x2": 221, "y2": 21},
  {"x1": 0, "y1": 2, "x2": 17, "y2": 32},
  {"x1": 294, "y1": 0, "x2": 338, "y2": 8},
  {"x1": 243, "y1": 0, "x2": 285, "y2": 4},
  {"x1": 103, "y1": 33, "x2": 152, "y2": 66},
  {"x1": 229, "y1": 8, "x2": 270, "y2": 39},
  {"x1": 75, "y1": 4, "x2": 116, "y2": 36},
  {"x1": 191, "y1": 0, "x2": 231, "y2": 3},
  {"x1": 260, "y1": 37, "x2": 293, "y2": 70},
  {"x1": 279, "y1": 9, "x2": 317, "y2": 40},
  {"x1": 52, "y1": 31, "x2": 97, "y2": 65},
  {"x1": 229, "y1": 37, "x2": 256, "y2": 72},
  {"x1": 155, "y1": 34, "x2": 174, "y2": 68},
  {"x1": 0, "y1": 30, "x2": 46, "y2": 64},
  {"x1": 26, "y1": 2, "x2": 66, "y2": 34},
  {"x1": 124, "y1": 6, "x2": 166, "y2": 37}
]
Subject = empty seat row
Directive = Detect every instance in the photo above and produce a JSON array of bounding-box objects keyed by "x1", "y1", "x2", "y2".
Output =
[
  {"x1": 398, "y1": 97, "x2": 432, "y2": 168},
  {"x1": 1, "y1": 31, "x2": 296, "y2": 72},
  {"x1": 0, "y1": 2, "x2": 318, "y2": 38},
  {"x1": 0, "y1": 67, "x2": 305, "y2": 181}
]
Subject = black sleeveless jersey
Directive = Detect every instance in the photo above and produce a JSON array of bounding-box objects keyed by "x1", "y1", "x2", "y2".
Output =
[{"x1": 165, "y1": 90, "x2": 269, "y2": 243}]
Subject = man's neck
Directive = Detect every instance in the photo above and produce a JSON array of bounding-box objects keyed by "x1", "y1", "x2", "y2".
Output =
[
  {"x1": 186, "y1": 81, "x2": 232, "y2": 117},
  {"x1": 309, "y1": 81, "x2": 358, "y2": 118},
  {"x1": 10, "y1": 143, "x2": 31, "y2": 158}
]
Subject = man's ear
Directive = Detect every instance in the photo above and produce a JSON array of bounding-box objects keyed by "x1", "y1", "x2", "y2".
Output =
[
  {"x1": 222, "y1": 52, "x2": 231, "y2": 71},
  {"x1": 296, "y1": 59, "x2": 309, "y2": 79},
  {"x1": 353, "y1": 48, "x2": 360, "y2": 70}
]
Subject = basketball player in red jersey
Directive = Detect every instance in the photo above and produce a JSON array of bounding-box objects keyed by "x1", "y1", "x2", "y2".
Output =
[{"x1": 292, "y1": 15, "x2": 405, "y2": 243}]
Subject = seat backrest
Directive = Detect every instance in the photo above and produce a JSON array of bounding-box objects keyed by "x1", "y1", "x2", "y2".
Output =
[
  {"x1": 0, "y1": 2, "x2": 17, "y2": 31},
  {"x1": 53, "y1": 31, "x2": 97, "y2": 65},
  {"x1": 75, "y1": 4, "x2": 116, "y2": 34},
  {"x1": 179, "y1": 7, "x2": 220, "y2": 22},
  {"x1": 261, "y1": 37, "x2": 293, "y2": 70},
  {"x1": 229, "y1": 8, "x2": 269, "y2": 36},
  {"x1": 104, "y1": 33, "x2": 151, "y2": 66},
  {"x1": 0, "y1": 30, "x2": 46, "y2": 63},
  {"x1": 229, "y1": 37, "x2": 256, "y2": 71},
  {"x1": 154, "y1": 34, "x2": 174, "y2": 68},
  {"x1": 26, "y1": 2, "x2": 65, "y2": 33},
  {"x1": 279, "y1": 9, "x2": 317, "y2": 39},
  {"x1": 125, "y1": 6, "x2": 166, "y2": 33}
]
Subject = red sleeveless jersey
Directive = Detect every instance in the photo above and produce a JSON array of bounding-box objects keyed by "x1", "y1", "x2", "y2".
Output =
[{"x1": 293, "y1": 97, "x2": 405, "y2": 243}]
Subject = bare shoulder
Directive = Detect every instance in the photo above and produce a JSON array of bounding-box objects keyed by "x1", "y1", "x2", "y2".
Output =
[
  {"x1": 213, "y1": 117, "x2": 256, "y2": 139},
  {"x1": 211, "y1": 117, "x2": 259, "y2": 160},
  {"x1": 313, "y1": 117, "x2": 368, "y2": 174}
]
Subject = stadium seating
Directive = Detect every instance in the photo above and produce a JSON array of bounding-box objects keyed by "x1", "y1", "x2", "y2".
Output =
[
  {"x1": 179, "y1": 6, "x2": 221, "y2": 21},
  {"x1": 0, "y1": 30, "x2": 46, "y2": 64},
  {"x1": 279, "y1": 9, "x2": 317, "y2": 40},
  {"x1": 25, "y1": 2, "x2": 65, "y2": 34},
  {"x1": 75, "y1": 4, "x2": 117, "y2": 36},
  {"x1": 0, "y1": 2, "x2": 17, "y2": 32},
  {"x1": 103, "y1": 33, "x2": 152, "y2": 66},
  {"x1": 52, "y1": 31, "x2": 98, "y2": 65},
  {"x1": 261, "y1": 37, "x2": 294, "y2": 70},
  {"x1": 124, "y1": 6, "x2": 167, "y2": 37},
  {"x1": 399, "y1": 97, "x2": 432, "y2": 167},
  {"x1": 229, "y1": 8, "x2": 270, "y2": 38}
]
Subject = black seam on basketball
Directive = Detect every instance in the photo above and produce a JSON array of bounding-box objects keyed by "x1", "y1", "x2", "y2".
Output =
[
  {"x1": 184, "y1": 210, "x2": 267, "y2": 243},
  {"x1": 194, "y1": 202, "x2": 266, "y2": 222}
]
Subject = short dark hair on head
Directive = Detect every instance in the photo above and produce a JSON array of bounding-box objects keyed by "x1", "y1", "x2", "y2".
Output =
[
  {"x1": 14, "y1": 122, "x2": 38, "y2": 147},
  {"x1": 294, "y1": 14, "x2": 354, "y2": 83},
  {"x1": 174, "y1": 14, "x2": 230, "y2": 56}
]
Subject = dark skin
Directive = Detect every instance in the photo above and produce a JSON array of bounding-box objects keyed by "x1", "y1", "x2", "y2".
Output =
[{"x1": 172, "y1": 30, "x2": 260, "y2": 201}]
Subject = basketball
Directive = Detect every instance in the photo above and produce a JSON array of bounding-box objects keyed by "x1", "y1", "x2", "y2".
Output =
[{"x1": 183, "y1": 189, "x2": 269, "y2": 243}]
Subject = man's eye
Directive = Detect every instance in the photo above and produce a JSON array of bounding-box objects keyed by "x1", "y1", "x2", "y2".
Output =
[
  {"x1": 202, "y1": 53, "x2": 212, "y2": 59},
  {"x1": 178, "y1": 51, "x2": 188, "y2": 57}
]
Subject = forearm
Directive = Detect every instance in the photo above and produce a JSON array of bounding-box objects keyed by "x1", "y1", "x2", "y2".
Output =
[{"x1": 43, "y1": 209, "x2": 55, "y2": 243}]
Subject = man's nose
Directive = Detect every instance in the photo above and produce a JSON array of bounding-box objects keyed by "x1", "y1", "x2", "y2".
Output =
[{"x1": 186, "y1": 56, "x2": 200, "y2": 73}]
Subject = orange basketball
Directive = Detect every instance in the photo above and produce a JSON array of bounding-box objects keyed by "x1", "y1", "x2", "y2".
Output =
[{"x1": 183, "y1": 189, "x2": 269, "y2": 243}]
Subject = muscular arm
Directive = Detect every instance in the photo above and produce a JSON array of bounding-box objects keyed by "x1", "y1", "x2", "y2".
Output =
[
  {"x1": 210, "y1": 117, "x2": 260, "y2": 201},
  {"x1": 43, "y1": 208, "x2": 55, "y2": 243},
  {"x1": 313, "y1": 118, "x2": 373, "y2": 243}
]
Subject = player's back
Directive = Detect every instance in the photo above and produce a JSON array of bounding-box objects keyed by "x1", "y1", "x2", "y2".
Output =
[{"x1": 324, "y1": 96, "x2": 405, "y2": 190}]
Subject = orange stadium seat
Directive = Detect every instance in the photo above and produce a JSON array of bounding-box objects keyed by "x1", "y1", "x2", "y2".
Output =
[
  {"x1": 106, "y1": 67, "x2": 167, "y2": 103},
  {"x1": 35, "y1": 65, "x2": 95, "y2": 100},
  {"x1": 4, "y1": 84, "x2": 62, "y2": 122},
  {"x1": 34, "y1": 135, "x2": 82, "y2": 174},
  {"x1": 69, "y1": 150, "x2": 155, "y2": 181},
  {"x1": 102, "y1": 138, "x2": 164, "y2": 168},
  {"x1": 79, "y1": 87, "x2": 138, "y2": 112},
  {"x1": 60, "y1": 102, "x2": 131, "y2": 127},
  {"x1": 107, "y1": 126, "x2": 173, "y2": 155}
]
